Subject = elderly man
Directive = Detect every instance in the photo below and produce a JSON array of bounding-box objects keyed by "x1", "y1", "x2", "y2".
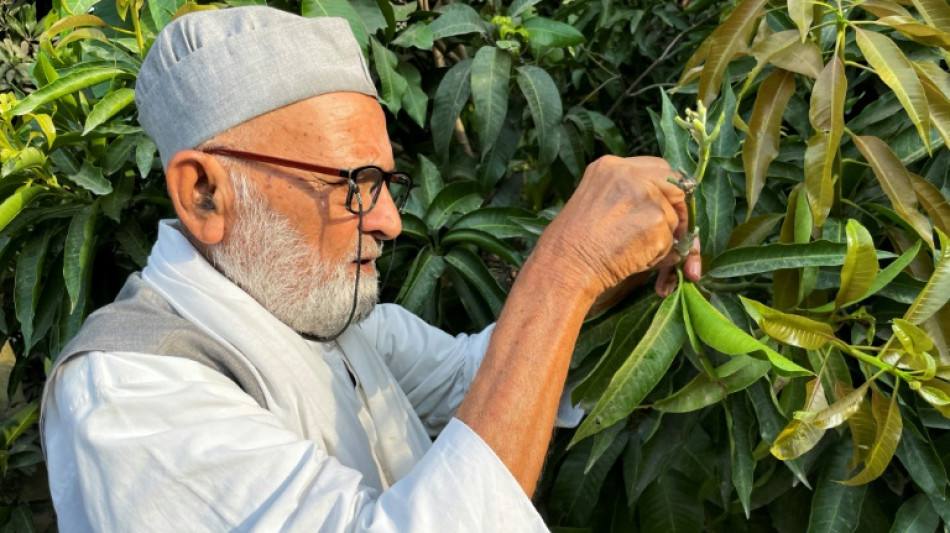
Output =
[{"x1": 41, "y1": 6, "x2": 700, "y2": 532}]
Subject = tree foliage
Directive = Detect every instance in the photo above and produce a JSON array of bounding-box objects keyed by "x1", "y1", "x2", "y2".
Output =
[{"x1": 2, "y1": 0, "x2": 949, "y2": 530}]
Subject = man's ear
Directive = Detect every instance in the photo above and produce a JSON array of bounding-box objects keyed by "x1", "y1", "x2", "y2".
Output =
[{"x1": 165, "y1": 150, "x2": 235, "y2": 245}]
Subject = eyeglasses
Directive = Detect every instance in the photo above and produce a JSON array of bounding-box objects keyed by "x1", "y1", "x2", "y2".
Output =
[{"x1": 203, "y1": 148, "x2": 413, "y2": 215}]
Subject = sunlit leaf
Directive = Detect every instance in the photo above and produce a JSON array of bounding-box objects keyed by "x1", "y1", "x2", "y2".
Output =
[
  {"x1": 904, "y1": 231, "x2": 950, "y2": 325},
  {"x1": 804, "y1": 55, "x2": 845, "y2": 226},
  {"x1": 470, "y1": 46, "x2": 511, "y2": 156},
  {"x1": 799, "y1": 381, "x2": 869, "y2": 429},
  {"x1": 571, "y1": 288, "x2": 686, "y2": 444},
  {"x1": 743, "y1": 69, "x2": 795, "y2": 215},
  {"x1": 847, "y1": 391, "x2": 876, "y2": 469},
  {"x1": 788, "y1": 0, "x2": 813, "y2": 41},
  {"x1": 841, "y1": 385, "x2": 902, "y2": 485},
  {"x1": 771, "y1": 378, "x2": 828, "y2": 460},
  {"x1": 914, "y1": 61, "x2": 950, "y2": 148},
  {"x1": 875, "y1": 15, "x2": 950, "y2": 48},
  {"x1": 741, "y1": 297, "x2": 835, "y2": 350},
  {"x1": 858, "y1": 0, "x2": 912, "y2": 18},
  {"x1": 835, "y1": 220, "x2": 878, "y2": 308},
  {"x1": 854, "y1": 135, "x2": 934, "y2": 249},
  {"x1": 0, "y1": 186, "x2": 45, "y2": 233},
  {"x1": 40, "y1": 14, "x2": 106, "y2": 41},
  {"x1": 697, "y1": 0, "x2": 769, "y2": 105},
  {"x1": 684, "y1": 284, "x2": 811, "y2": 375},
  {"x1": 855, "y1": 28, "x2": 931, "y2": 149},
  {"x1": 6, "y1": 67, "x2": 130, "y2": 117},
  {"x1": 911, "y1": 0, "x2": 950, "y2": 33}
]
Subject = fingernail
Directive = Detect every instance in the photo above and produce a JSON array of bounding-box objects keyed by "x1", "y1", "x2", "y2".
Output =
[{"x1": 688, "y1": 262, "x2": 701, "y2": 279}]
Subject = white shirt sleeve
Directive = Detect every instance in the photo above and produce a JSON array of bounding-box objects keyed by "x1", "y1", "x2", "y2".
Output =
[
  {"x1": 43, "y1": 351, "x2": 548, "y2": 533},
  {"x1": 369, "y1": 304, "x2": 584, "y2": 432}
]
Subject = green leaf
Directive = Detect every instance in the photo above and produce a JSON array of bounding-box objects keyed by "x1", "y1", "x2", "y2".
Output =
[
  {"x1": 835, "y1": 220, "x2": 878, "y2": 308},
  {"x1": 788, "y1": 0, "x2": 813, "y2": 41},
  {"x1": 841, "y1": 386, "x2": 902, "y2": 485},
  {"x1": 508, "y1": 0, "x2": 541, "y2": 18},
  {"x1": 855, "y1": 28, "x2": 931, "y2": 150},
  {"x1": 67, "y1": 160, "x2": 113, "y2": 195},
  {"x1": 101, "y1": 134, "x2": 138, "y2": 176},
  {"x1": 2, "y1": 147, "x2": 46, "y2": 178},
  {"x1": 431, "y1": 59, "x2": 472, "y2": 159},
  {"x1": 429, "y1": 4, "x2": 487, "y2": 40},
  {"x1": 0, "y1": 186, "x2": 45, "y2": 233},
  {"x1": 14, "y1": 230, "x2": 51, "y2": 352},
  {"x1": 6, "y1": 67, "x2": 129, "y2": 117},
  {"x1": 391, "y1": 22, "x2": 434, "y2": 50},
  {"x1": 912, "y1": 0, "x2": 950, "y2": 33},
  {"x1": 571, "y1": 289, "x2": 686, "y2": 444},
  {"x1": 699, "y1": 167, "x2": 736, "y2": 258},
  {"x1": 102, "y1": 172, "x2": 134, "y2": 223},
  {"x1": 656, "y1": 89, "x2": 692, "y2": 175},
  {"x1": 726, "y1": 213, "x2": 784, "y2": 249},
  {"x1": 423, "y1": 181, "x2": 482, "y2": 229},
  {"x1": 416, "y1": 154, "x2": 443, "y2": 207},
  {"x1": 396, "y1": 63, "x2": 428, "y2": 128},
  {"x1": 804, "y1": 55, "x2": 846, "y2": 227},
  {"x1": 709, "y1": 241, "x2": 881, "y2": 278},
  {"x1": 442, "y1": 228, "x2": 522, "y2": 267},
  {"x1": 653, "y1": 355, "x2": 771, "y2": 413},
  {"x1": 904, "y1": 231, "x2": 950, "y2": 325},
  {"x1": 395, "y1": 247, "x2": 445, "y2": 315},
  {"x1": 897, "y1": 427, "x2": 950, "y2": 523},
  {"x1": 743, "y1": 69, "x2": 795, "y2": 215},
  {"x1": 522, "y1": 17, "x2": 585, "y2": 48},
  {"x1": 452, "y1": 207, "x2": 538, "y2": 239},
  {"x1": 41, "y1": 13, "x2": 106, "y2": 38},
  {"x1": 0, "y1": 401, "x2": 39, "y2": 449},
  {"x1": 115, "y1": 218, "x2": 151, "y2": 268},
  {"x1": 771, "y1": 378, "x2": 828, "y2": 460},
  {"x1": 572, "y1": 297, "x2": 663, "y2": 406},
  {"x1": 301, "y1": 0, "x2": 368, "y2": 50},
  {"x1": 471, "y1": 47, "x2": 511, "y2": 156},
  {"x1": 726, "y1": 396, "x2": 755, "y2": 518},
  {"x1": 444, "y1": 247, "x2": 505, "y2": 318},
  {"x1": 371, "y1": 37, "x2": 408, "y2": 115},
  {"x1": 64, "y1": 203, "x2": 98, "y2": 312},
  {"x1": 82, "y1": 88, "x2": 135, "y2": 135},
  {"x1": 696, "y1": 0, "x2": 768, "y2": 106},
  {"x1": 808, "y1": 439, "x2": 867, "y2": 531},
  {"x1": 517, "y1": 66, "x2": 562, "y2": 168},
  {"x1": 741, "y1": 296, "x2": 835, "y2": 350},
  {"x1": 890, "y1": 494, "x2": 940, "y2": 533},
  {"x1": 684, "y1": 284, "x2": 811, "y2": 375},
  {"x1": 135, "y1": 135, "x2": 157, "y2": 179},
  {"x1": 477, "y1": 101, "x2": 524, "y2": 188},
  {"x1": 551, "y1": 432, "x2": 629, "y2": 526},
  {"x1": 637, "y1": 472, "x2": 704, "y2": 533}
]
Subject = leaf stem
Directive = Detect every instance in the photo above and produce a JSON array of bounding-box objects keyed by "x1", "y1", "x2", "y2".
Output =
[{"x1": 834, "y1": 340, "x2": 913, "y2": 381}]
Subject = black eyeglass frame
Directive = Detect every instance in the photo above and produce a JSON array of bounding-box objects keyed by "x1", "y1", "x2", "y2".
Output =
[{"x1": 203, "y1": 147, "x2": 413, "y2": 215}]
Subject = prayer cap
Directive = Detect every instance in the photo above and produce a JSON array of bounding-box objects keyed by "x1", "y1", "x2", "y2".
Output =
[{"x1": 135, "y1": 6, "x2": 378, "y2": 168}]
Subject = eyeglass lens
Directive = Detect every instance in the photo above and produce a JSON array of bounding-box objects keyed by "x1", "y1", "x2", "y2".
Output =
[{"x1": 347, "y1": 167, "x2": 410, "y2": 213}]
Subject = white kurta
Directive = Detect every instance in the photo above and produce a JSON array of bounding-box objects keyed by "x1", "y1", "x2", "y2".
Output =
[{"x1": 42, "y1": 222, "x2": 580, "y2": 532}]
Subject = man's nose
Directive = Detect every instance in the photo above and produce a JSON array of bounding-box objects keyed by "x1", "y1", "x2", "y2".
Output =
[{"x1": 361, "y1": 187, "x2": 402, "y2": 240}]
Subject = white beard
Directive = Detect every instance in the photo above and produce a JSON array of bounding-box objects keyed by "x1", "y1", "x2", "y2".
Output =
[{"x1": 207, "y1": 173, "x2": 380, "y2": 338}]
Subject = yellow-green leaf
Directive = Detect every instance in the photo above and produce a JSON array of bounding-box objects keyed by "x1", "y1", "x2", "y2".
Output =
[
  {"x1": 893, "y1": 318, "x2": 938, "y2": 379},
  {"x1": 855, "y1": 28, "x2": 931, "y2": 150},
  {"x1": 915, "y1": 378, "x2": 950, "y2": 417},
  {"x1": 40, "y1": 14, "x2": 106, "y2": 42},
  {"x1": 859, "y1": 0, "x2": 912, "y2": 18},
  {"x1": 904, "y1": 230, "x2": 950, "y2": 325},
  {"x1": 697, "y1": 0, "x2": 769, "y2": 106},
  {"x1": 836, "y1": 219, "x2": 878, "y2": 308},
  {"x1": 876, "y1": 15, "x2": 950, "y2": 48},
  {"x1": 741, "y1": 297, "x2": 836, "y2": 350},
  {"x1": 653, "y1": 355, "x2": 771, "y2": 413},
  {"x1": 684, "y1": 284, "x2": 812, "y2": 375},
  {"x1": 804, "y1": 55, "x2": 845, "y2": 226},
  {"x1": 840, "y1": 385, "x2": 902, "y2": 485},
  {"x1": 82, "y1": 88, "x2": 135, "y2": 135},
  {"x1": 914, "y1": 61, "x2": 950, "y2": 148},
  {"x1": 854, "y1": 135, "x2": 934, "y2": 249},
  {"x1": 788, "y1": 0, "x2": 813, "y2": 41},
  {"x1": 912, "y1": 0, "x2": 950, "y2": 33},
  {"x1": 771, "y1": 377, "x2": 828, "y2": 460},
  {"x1": 743, "y1": 69, "x2": 795, "y2": 215},
  {"x1": 801, "y1": 381, "x2": 870, "y2": 430},
  {"x1": 847, "y1": 390, "x2": 876, "y2": 469},
  {"x1": 28, "y1": 113, "x2": 55, "y2": 146}
]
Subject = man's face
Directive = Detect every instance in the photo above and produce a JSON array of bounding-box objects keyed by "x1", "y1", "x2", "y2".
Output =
[{"x1": 208, "y1": 92, "x2": 402, "y2": 337}]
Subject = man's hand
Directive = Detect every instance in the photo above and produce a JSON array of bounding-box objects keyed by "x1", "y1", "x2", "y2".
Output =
[{"x1": 537, "y1": 156, "x2": 697, "y2": 304}]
